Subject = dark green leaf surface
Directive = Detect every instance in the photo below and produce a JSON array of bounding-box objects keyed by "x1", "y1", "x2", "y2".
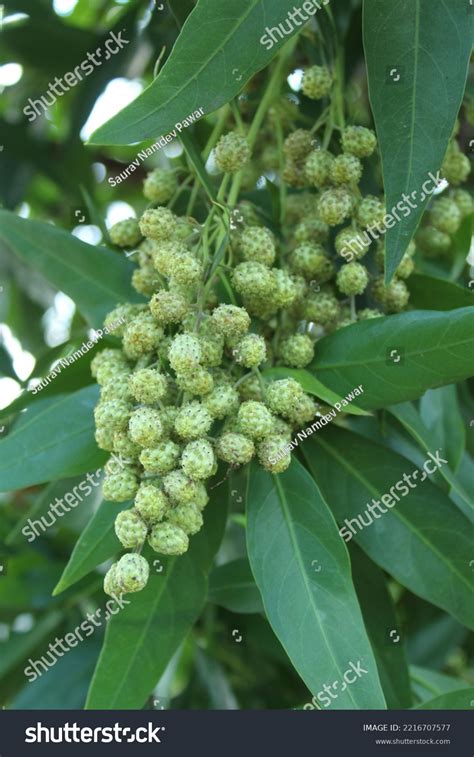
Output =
[
  {"x1": 0, "y1": 210, "x2": 139, "y2": 327},
  {"x1": 419, "y1": 386, "x2": 465, "y2": 473},
  {"x1": 246, "y1": 459, "x2": 386, "y2": 709},
  {"x1": 85, "y1": 479, "x2": 229, "y2": 709},
  {"x1": 209, "y1": 558, "x2": 263, "y2": 614},
  {"x1": 53, "y1": 500, "x2": 132, "y2": 596},
  {"x1": 303, "y1": 428, "x2": 474, "y2": 629},
  {"x1": 310, "y1": 308, "x2": 474, "y2": 411},
  {"x1": 350, "y1": 545, "x2": 412, "y2": 708},
  {"x1": 407, "y1": 274, "x2": 474, "y2": 311},
  {"x1": 410, "y1": 665, "x2": 466, "y2": 705},
  {"x1": 90, "y1": 0, "x2": 302, "y2": 145},
  {"x1": 0, "y1": 386, "x2": 106, "y2": 491},
  {"x1": 363, "y1": 0, "x2": 472, "y2": 279},
  {"x1": 414, "y1": 688, "x2": 474, "y2": 709}
]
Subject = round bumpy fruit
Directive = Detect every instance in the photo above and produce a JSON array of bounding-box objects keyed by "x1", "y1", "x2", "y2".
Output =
[
  {"x1": 233, "y1": 334, "x2": 267, "y2": 368},
  {"x1": 211, "y1": 304, "x2": 250, "y2": 338},
  {"x1": 341, "y1": 126, "x2": 377, "y2": 158},
  {"x1": 258, "y1": 435, "x2": 292, "y2": 473},
  {"x1": 102, "y1": 468, "x2": 138, "y2": 502},
  {"x1": 134, "y1": 483, "x2": 169, "y2": 524},
  {"x1": 114, "y1": 509, "x2": 147, "y2": 549},
  {"x1": 139, "y1": 207, "x2": 176, "y2": 241},
  {"x1": 143, "y1": 168, "x2": 178, "y2": 204},
  {"x1": 330, "y1": 154, "x2": 363, "y2": 185},
  {"x1": 148, "y1": 522, "x2": 189, "y2": 555},
  {"x1": 215, "y1": 132, "x2": 251, "y2": 173},
  {"x1": 128, "y1": 407, "x2": 163, "y2": 447},
  {"x1": 304, "y1": 150, "x2": 334, "y2": 188},
  {"x1": 139, "y1": 441, "x2": 181, "y2": 475},
  {"x1": 114, "y1": 554, "x2": 149, "y2": 594},
  {"x1": 168, "y1": 333, "x2": 202, "y2": 374},
  {"x1": 149, "y1": 290, "x2": 188, "y2": 324},
  {"x1": 174, "y1": 402, "x2": 213, "y2": 440},
  {"x1": 237, "y1": 401, "x2": 274, "y2": 440},
  {"x1": 203, "y1": 384, "x2": 240, "y2": 419},
  {"x1": 129, "y1": 369, "x2": 167, "y2": 404},
  {"x1": 283, "y1": 129, "x2": 314, "y2": 161},
  {"x1": 318, "y1": 188, "x2": 354, "y2": 226},
  {"x1": 336, "y1": 262, "x2": 369, "y2": 296},
  {"x1": 162, "y1": 469, "x2": 199, "y2": 504},
  {"x1": 109, "y1": 218, "x2": 141, "y2": 248},
  {"x1": 240, "y1": 226, "x2": 276, "y2": 266},
  {"x1": 301, "y1": 65, "x2": 333, "y2": 99},
  {"x1": 216, "y1": 432, "x2": 255, "y2": 465},
  {"x1": 181, "y1": 439, "x2": 215, "y2": 480},
  {"x1": 167, "y1": 502, "x2": 204, "y2": 536},
  {"x1": 279, "y1": 334, "x2": 314, "y2": 368}
]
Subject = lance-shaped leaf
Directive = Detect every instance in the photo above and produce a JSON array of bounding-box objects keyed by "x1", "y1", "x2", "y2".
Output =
[
  {"x1": 363, "y1": 0, "x2": 472, "y2": 280},
  {"x1": 246, "y1": 459, "x2": 386, "y2": 709},
  {"x1": 303, "y1": 428, "x2": 474, "y2": 630},
  {"x1": 89, "y1": 0, "x2": 307, "y2": 146},
  {"x1": 407, "y1": 274, "x2": 474, "y2": 311}
]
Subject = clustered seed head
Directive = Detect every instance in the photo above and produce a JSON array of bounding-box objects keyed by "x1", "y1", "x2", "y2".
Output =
[{"x1": 92, "y1": 52, "x2": 453, "y2": 595}]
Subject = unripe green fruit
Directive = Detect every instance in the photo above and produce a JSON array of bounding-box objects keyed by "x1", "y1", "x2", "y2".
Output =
[
  {"x1": 233, "y1": 334, "x2": 267, "y2": 368},
  {"x1": 291, "y1": 244, "x2": 334, "y2": 282},
  {"x1": 91, "y1": 349, "x2": 130, "y2": 385},
  {"x1": 152, "y1": 240, "x2": 187, "y2": 276},
  {"x1": 304, "y1": 292, "x2": 340, "y2": 325},
  {"x1": 94, "y1": 399, "x2": 131, "y2": 432},
  {"x1": 158, "y1": 406, "x2": 179, "y2": 435},
  {"x1": 131, "y1": 265, "x2": 160, "y2": 297},
  {"x1": 416, "y1": 226, "x2": 451, "y2": 257},
  {"x1": 149, "y1": 290, "x2": 188, "y2": 324},
  {"x1": 358, "y1": 308, "x2": 383, "y2": 320},
  {"x1": 283, "y1": 129, "x2": 314, "y2": 161},
  {"x1": 215, "y1": 132, "x2": 251, "y2": 173},
  {"x1": 304, "y1": 150, "x2": 334, "y2": 188},
  {"x1": 279, "y1": 334, "x2": 314, "y2": 368},
  {"x1": 113, "y1": 430, "x2": 141, "y2": 459},
  {"x1": 181, "y1": 439, "x2": 215, "y2": 480},
  {"x1": 122, "y1": 313, "x2": 163, "y2": 360},
  {"x1": 199, "y1": 333, "x2": 225, "y2": 368},
  {"x1": 176, "y1": 367, "x2": 214, "y2": 396},
  {"x1": 143, "y1": 168, "x2": 178, "y2": 204},
  {"x1": 335, "y1": 226, "x2": 370, "y2": 261},
  {"x1": 139, "y1": 207, "x2": 176, "y2": 241},
  {"x1": 174, "y1": 401, "x2": 213, "y2": 440},
  {"x1": 104, "y1": 563, "x2": 121, "y2": 597},
  {"x1": 282, "y1": 159, "x2": 306, "y2": 188},
  {"x1": 210, "y1": 305, "x2": 250, "y2": 340},
  {"x1": 336, "y1": 262, "x2": 369, "y2": 296},
  {"x1": 95, "y1": 425, "x2": 115, "y2": 452},
  {"x1": 109, "y1": 218, "x2": 142, "y2": 248},
  {"x1": 451, "y1": 189, "x2": 474, "y2": 218},
  {"x1": 356, "y1": 195, "x2": 385, "y2": 228},
  {"x1": 101, "y1": 374, "x2": 134, "y2": 403},
  {"x1": 272, "y1": 268, "x2": 298, "y2": 308},
  {"x1": 372, "y1": 276, "x2": 409, "y2": 313},
  {"x1": 102, "y1": 468, "x2": 139, "y2": 502},
  {"x1": 129, "y1": 369, "x2": 168, "y2": 404},
  {"x1": 114, "y1": 508, "x2": 147, "y2": 548},
  {"x1": 258, "y1": 435, "x2": 292, "y2": 473},
  {"x1": 134, "y1": 482, "x2": 169, "y2": 524},
  {"x1": 148, "y1": 521, "x2": 189, "y2": 555},
  {"x1": 216, "y1": 432, "x2": 255, "y2": 465},
  {"x1": 163, "y1": 469, "x2": 199, "y2": 504},
  {"x1": 395, "y1": 252, "x2": 415, "y2": 280},
  {"x1": 167, "y1": 502, "x2": 203, "y2": 536},
  {"x1": 330, "y1": 154, "x2": 363, "y2": 185},
  {"x1": 168, "y1": 252, "x2": 203, "y2": 287},
  {"x1": 232, "y1": 261, "x2": 276, "y2": 299},
  {"x1": 442, "y1": 150, "x2": 471, "y2": 185},
  {"x1": 115, "y1": 553, "x2": 149, "y2": 594},
  {"x1": 341, "y1": 126, "x2": 377, "y2": 158},
  {"x1": 168, "y1": 333, "x2": 202, "y2": 374},
  {"x1": 104, "y1": 303, "x2": 145, "y2": 337},
  {"x1": 318, "y1": 188, "x2": 354, "y2": 226},
  {"x1": 302, "y1": 65, "x2": 333, "y2": 99},
  {"x1": 128, "y1": 407, "x2": 164, "y2": 447},
  {"x1": 430, "y1": 197, "x2": 462, "y2": 235},
  {"x1": 294, "y1": 217, "x2": 329, "y2": 244},
  {"x1": 266, "y1": 378, "x2": 304, "y2": 417},
  {"x1": 285, "y1": 394, "x2": 317, "y2": 425},
  {"x1": 140, "y1": 441, "x2": 181, "y2": 475},
  {"x1": 240, "y1": 226, "x2": 276, "y2": 266},
  {"x1": 203, "y1": 384, "x2": 240, "y2": 419},
  {"x1": 238, "y1": 401, "x2": 274, "y2": 440}
]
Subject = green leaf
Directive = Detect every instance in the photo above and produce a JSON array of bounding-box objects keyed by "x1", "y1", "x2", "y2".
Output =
[
  {"x1": 246, "y1": 459, "x2": 386, "y2": 709},
  {"x1": 209, "y1": 558, "x2": 263, "y2": 614},
  {"x1": 85, "y1": 478, "x2": 229, "y2": 709},
  {"x1": 180, "y1": 131, "x2": 217, "y2": 202},
  {"x1": 0, "y1": 386, "x2": 106, "y2": 492},
  {"x1": 414, "y1": 689, "x2": 474, "y2": 710},
  {"x1": 0, "y1": 209, "x2": 139, "y2": 328},
  {"x1": 310, "y1": 308, "x2": 474, "y2": 411},
  {"x1": 350, "y1": 545, "x2": 412, "y2": 708},
  {"x1": 363, "y1": 0, "x2": 472, "y2": 280},
  {"x1": 0, "y1": 611, "x2": 63, "y2": 679},
  {"x1": 303, "y1": 428, "x2": 474, "y2": 630},
  {"x1": 263, "y1": 367, "x2": 370, "y2": 416},
  {"x1": 389, "y1": 402, "x2": 473, "y2": 521},
  {"x1": 89, "y1": 0, "x2": 301, "y2": 145},
  {"x1": 410, "y1": 665, "x2": 466, "y2": 705},
  {"x1": 420, "y1": 386, "x2": 465, "y2": 473},
  {"x1": 407, "y1": 274, "x2": 474, "y2": 311},
  {"x1": 53, "y1": 500, "x2": 132, "y2": 596}
]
